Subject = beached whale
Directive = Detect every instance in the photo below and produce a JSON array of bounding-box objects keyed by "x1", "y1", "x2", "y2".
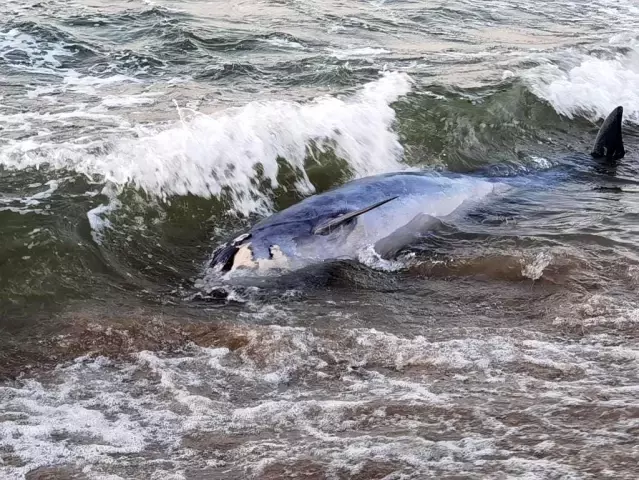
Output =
[{"x1": 209, "y1": 106, "x2": 626, "y2": 273}]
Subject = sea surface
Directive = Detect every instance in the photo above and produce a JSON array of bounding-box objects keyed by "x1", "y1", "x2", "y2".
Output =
[{"x1": 1, "y1": 0, "x2": 639, "y2": 479}]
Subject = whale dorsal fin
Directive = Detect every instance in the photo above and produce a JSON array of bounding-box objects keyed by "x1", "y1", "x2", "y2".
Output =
[
  {"x1": 313, "y1": 196, "x2": 398, "y2": 235},
  {"x1": 591, "y1": 106, "x2": 625, "y2": 160}
]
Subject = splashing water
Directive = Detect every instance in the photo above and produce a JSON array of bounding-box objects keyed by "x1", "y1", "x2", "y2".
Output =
[
  {"x1": 1, "y1": 72, "x2": 413, "y2": 217},
  {"x1": 524, "y1": 37, "x2": 639, "y2": 123},
  {"x1": 522, "y1": 251, "x2": 554, "y2": 281}
]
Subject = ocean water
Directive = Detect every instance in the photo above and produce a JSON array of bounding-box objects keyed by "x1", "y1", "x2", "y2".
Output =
[{"x1": 1, "y1": 0, "x2": 639, "y2": 478}]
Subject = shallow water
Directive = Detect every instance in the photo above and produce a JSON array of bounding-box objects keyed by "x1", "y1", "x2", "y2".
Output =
[{"x1": 1, "y1": 0, "x2": 639, "y2": 479}]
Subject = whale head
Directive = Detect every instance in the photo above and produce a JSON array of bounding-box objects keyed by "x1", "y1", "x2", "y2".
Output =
[{"x1": 208, "y1": 228, "x2": 298, "y2": 273}]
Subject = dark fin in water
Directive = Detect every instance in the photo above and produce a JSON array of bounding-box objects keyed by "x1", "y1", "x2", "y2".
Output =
[
  {"x1": 591, "y1": 106, "x2": 625, "y2": 160},
  {"x1": 313, "y1": 196, "x2": 398, "y2": 235}
]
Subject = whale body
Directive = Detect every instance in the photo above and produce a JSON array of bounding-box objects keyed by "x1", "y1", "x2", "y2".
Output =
[{"x1": 209, "y1": 106, "x2": 626, "y2": 273}]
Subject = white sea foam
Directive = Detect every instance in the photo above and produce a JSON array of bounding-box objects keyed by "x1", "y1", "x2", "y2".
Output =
[
  {"x1": 87, "y1": 185, "x2": 121, "y2": 244},
  {"x1": 0, "y1": 28, "x2": 74, "y2": 75},
  {"x1": 524, "y1": 37, "x2": 639, "y2": 123},
  {"x1": 357, "y1": 244, "x2": 411, "y2": 271},
  {"x1": 0, "y1": 179, "x2": 63, "y2": 216},
  {"x1": 1, "y1": 321, "x2": 637, "y2": 478},
  {"x1": 521, "y1": 250, "x2": 553, "y2": 280},
  {"x1": 1, "y1": 72, "x2": 413, "y2": 217},
  {"x1": 262, "y1": 37, "x2": 307, "y2": 50},
  {"x1": 329, "y1": 47, "x2": 390, "y2": 60},
  {"x1": 61, "y1": 72, "x2": 143, "y2": 96},
  {"x1": 554, "y1": 294, "x2": 639, "y2": 328},
  {"x1": 99, "y1": 94, "x2": 157, "y2": 108}
]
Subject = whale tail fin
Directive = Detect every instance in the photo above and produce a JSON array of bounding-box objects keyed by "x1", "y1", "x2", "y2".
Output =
[{"x1": 591, "y1": 106, "x2": 625, "y2": 161}]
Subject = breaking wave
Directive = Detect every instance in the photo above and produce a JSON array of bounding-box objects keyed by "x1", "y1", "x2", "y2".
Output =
[
  {"x1": 1, "y1": 72, "x2": 412, "y2": 216},
  {"x1": 524, "y1": 35, "x2": 639, "y2": 123}
]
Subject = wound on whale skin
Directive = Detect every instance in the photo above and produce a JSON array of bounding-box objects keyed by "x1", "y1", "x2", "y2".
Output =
[{"x1": 591, "y1": 106, "x2": 625, "y2": 161}]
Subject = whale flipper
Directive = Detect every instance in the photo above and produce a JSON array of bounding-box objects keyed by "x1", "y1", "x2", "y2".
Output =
[
  {"x1": 374, "y1": 213, "x2": 445, "y2": 259},
  {"x1": 591, "y1": 106, "x2": 625, "y2": 160},
  {"x1": 313, "y1": 196, "x2": 398, "y2": 235}
]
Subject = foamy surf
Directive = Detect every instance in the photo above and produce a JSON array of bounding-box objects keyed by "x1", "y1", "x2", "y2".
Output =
[
  {"x1": 0, "y1": 27, "x2": 74, "y2": 75},
  {"x1": 1, "y1": 72, "x2": 413, "y2": 220},
  {"x1": 523, "y1": 36, "x2": 639, "y2": 123},
  {"x1": 1, "y1": 314, "x2": 637, "y2": 479}
]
